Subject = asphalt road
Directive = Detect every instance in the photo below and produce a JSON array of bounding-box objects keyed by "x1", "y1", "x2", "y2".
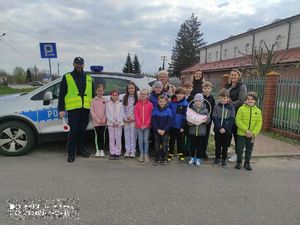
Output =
[{"x1": 0, "y1": 142, "x2": 300, "y2": 225}]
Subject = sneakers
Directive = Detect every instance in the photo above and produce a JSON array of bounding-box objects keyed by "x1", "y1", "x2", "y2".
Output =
[
  {"x1": 235, "y1": 162, "x2": 242, "y2": 169},
  {"x1": 222, "y1": 159, "x2": 227, "y2": 167},
  {"x1": 130, "y1": 152, "x2": 136, "y2": 158},
  {"x1": 178, "y1": 153, "x2": 185, "y2": 161},
  {"x1": 109, "y1": 154, "x2": 115, "y2": 160},
  {"x1": 124, "y1": 151, "x2": 130, "y2": 158},
  {"x1": 195, "y1": 158, "x2": 201, "y2": 167},
  {"x1": 100, "y1": 150, "x2": 105, "y2": 157},
  {"x1": 244, "y1": 162, "x2": 252, "y2": 171},
  {"x1": 144, "y1": 154, "x2": 150, "y2": 163},
  {"x1": 153, "y1": 160, "x2": 159, "y2": 166},
  {"x1": 228, "y1": 153, "x2": 237, "y2": 162},
  {"x1": 138, "y1": 154, "x2": 144, "y2": 162},
  {"x1": 95, "y1": 150, "x2": 100, "y2": 157},
  {"x1": 188, "y1": 157, "x2": 196, "y2": 166},
  {"x1": 188, "y1": 157, "x2": 200, "y2": 166},
  {"x1": 167, "y1": 153, "x2": 173, "y2": 162},
  {"x1": 213, "y1": 159, "x2": 221, "y2": 167}
]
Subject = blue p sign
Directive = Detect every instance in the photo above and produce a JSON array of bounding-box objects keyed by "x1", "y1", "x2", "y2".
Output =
[{"x1": 40, "y1": 43, "x2": 57, "y2": 58}]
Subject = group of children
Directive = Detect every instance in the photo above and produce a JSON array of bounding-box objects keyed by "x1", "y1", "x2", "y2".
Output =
[{"x1": 89, "y1": 70, "x2": 262, "y2": 170}]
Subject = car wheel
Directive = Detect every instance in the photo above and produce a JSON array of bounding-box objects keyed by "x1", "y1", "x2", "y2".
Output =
[{"x1": 0, "y1": 121, "x2": 35, "y2": 156}]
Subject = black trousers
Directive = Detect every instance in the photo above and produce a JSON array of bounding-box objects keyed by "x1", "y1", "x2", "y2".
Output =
[
  {"x1": 94, "y1": 126, "x2": 106, "y2": 151},
  {"x1": 214, "y1": 132, "x2": 231, "y2": 160},
  {"x1": 67, "y1": 109, "x2": 90, "y2": 157},
  {"x1": 230, "y1": 123, "x2": 238, "y2": 153},
  {"x1": 190, "y1": 135, "x2": 205, "y2": 158},
  {"x1": 154, "y1": 132, "x2": 169, "y2": 161},
  {"x1": 168, "y1": 127, "x2": 184, "y2": 156}
]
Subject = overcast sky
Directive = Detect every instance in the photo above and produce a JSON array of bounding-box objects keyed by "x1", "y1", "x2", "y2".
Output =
[{"x1": 0, "y1": 0, "x2": 299, "y2": 75}]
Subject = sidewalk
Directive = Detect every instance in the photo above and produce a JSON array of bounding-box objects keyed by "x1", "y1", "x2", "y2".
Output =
[{"x1": 251, "y1": 134, "x2": 300, "y2": 157}]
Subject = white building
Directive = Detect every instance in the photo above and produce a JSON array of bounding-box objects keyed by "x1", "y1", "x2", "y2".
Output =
[{"x1": 182, "y1": 14, "x2": 300, "y2": 80}]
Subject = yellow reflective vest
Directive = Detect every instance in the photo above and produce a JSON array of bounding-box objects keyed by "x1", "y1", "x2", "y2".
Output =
[{"x1": 64, "y1": 73, "x2": 92, "y2": 111}]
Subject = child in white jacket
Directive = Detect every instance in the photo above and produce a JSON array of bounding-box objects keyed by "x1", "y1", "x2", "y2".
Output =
[{"x1": 106, "y1": 89, "x2": 124, "y2": 160}]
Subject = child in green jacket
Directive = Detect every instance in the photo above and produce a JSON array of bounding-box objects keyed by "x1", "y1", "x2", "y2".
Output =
[{"x1": 235, "y1": 92, "x2": 262, "y2": 170}]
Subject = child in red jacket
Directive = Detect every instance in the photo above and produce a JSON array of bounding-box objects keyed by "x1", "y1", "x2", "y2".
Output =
[{"x1": 134, "y1": 89, "x2": 153, "y2": 162}]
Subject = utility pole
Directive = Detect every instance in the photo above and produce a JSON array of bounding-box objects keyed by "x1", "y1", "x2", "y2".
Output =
[
  {"x1": 57, "y1": 63, "x2": 60, "y2": 76},
  {"x1": 161, "y1": 56, "x2": 167, "y2": 70}
]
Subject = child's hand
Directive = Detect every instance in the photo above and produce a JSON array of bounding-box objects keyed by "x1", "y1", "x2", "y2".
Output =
[
  {"x1": 96, "y1": 118, "x2": 101, "y2": 124},
  {"x1": 160, "y1": 130, "x2": 165, "y2": 136},
  {"x1": 180, "y1": 128, "x2": 184, "y2": 133},
  {"x1": 219, "y1": 128, "x2": 225, "y2": 134},
  {"x1": 246, "y1": 130, "x2": 253, "y2": 138}
]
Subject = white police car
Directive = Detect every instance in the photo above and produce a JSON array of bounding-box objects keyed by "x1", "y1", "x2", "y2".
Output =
[{"x1": 0, "y1": 67, "x2": 156, "y2": 156}]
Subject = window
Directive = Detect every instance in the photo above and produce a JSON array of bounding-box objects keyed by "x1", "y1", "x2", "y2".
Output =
[
  {"x1": 259, "y1": 40, "x2": 264, "y2": 49},
  {"x1": 245, "y1": 43, "x2": 250, "y2": 54},
  {"x1": 234, "y1": 46, "x2": 238, "y2": 57},
  {"x1": 224, "y1": 49, "x2": 228, "y2": 58},
  {"x1": 93, "y1": 77, "x2": 132, "y2": 96},
  {"x1": 31, "y1": 82, "x2": 60, "y2": 100}
]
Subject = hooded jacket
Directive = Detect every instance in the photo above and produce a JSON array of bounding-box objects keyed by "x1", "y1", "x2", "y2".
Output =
[
  {"x1": 236, "y1": 104, "x2": 262, "y2": 137},
  {"x1": 151, "y1": 105, "x2": 172, "y2": 132},
  {"x1": 169, "y1": 96, "x2": 188, "y2": 129},
  {"x1": 90, "y1": 96, "x2": 107, "y2": 127},
  {"x1": 188, "y1": 103, "x2": 210, "y2": 136},
  {"x1": 212, "y1": 102, "x2": 235, "y2": 133},
  {"x1": 106, "y1": 99, "x2": 124, "y2": 126},
  {"x1": 134, "y1": 99, "x2": 153, "y2": 129}
]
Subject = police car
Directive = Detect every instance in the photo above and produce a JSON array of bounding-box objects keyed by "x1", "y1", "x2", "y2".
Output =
[{"x1": 0, "y1": 67, "x2": 156, "y2": 156}]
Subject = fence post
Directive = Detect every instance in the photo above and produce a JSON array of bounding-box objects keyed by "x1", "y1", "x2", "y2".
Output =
[
  {"x1": 221, "y1": 74, "x2": 230, "y2": 88},
  {"x1": 262, "y1": 71, "x2": 280, "y2": 131}
]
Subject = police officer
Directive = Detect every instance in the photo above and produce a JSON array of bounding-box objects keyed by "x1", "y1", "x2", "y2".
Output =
[{"x1": 58, "y1": 57, "x2": 94, "y2": 162}]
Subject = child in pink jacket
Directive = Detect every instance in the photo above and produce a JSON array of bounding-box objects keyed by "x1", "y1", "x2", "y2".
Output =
[
  {"x1": 134, "y1": 89, "x2": 153, "y2": 163},
  {"x1": 90, "y1": 84, "x2": 107, "y2": 157},
  {"x1": 106, "y1": 89, "x2": 124, "y2": 160}
]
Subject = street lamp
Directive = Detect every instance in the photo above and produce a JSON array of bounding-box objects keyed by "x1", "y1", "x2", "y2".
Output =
[{"x1": 161, "y1": 56, "x2": 167, "y2": 70}]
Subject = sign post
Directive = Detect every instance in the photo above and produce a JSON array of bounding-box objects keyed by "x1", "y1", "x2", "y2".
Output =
[{"x1": 39, "y1": 43, "x2": 57, "y2": 78}]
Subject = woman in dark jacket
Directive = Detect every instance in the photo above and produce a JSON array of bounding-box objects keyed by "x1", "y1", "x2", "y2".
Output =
[
  {"x1": 191, "y1": 70, "x2": 205, "y2": 97},
  {"x1": 225, "y1": 69, "x2": 247, "y2": 162}
]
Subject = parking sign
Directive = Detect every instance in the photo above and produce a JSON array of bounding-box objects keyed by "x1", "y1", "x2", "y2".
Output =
[{"x1": 40, "y1": 43, "x2": 57, "y2": 58}]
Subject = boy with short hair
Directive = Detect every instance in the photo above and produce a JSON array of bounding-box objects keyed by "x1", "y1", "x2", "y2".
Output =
[
  {"x1": 182, "y1": 81, "x2": 193, "y2": 158},
  {"x1": 151, "y1": 95, "x2": 173, "y2": 165},
  {"x1": 168, "y1": 87, "x2": 188, "y2": 161},
  {"x1": 212, "y1": 88, "x2": 235, "y2": 167},
  {"x1": 183, "y1": 81, "x2": 194, "y2": 103},
  {"x1": 235, "y1": 92, "x2": 262, "y2": 171},
  {"x1": 202, "y1": 81, "x2": 216, "y2": 160}
]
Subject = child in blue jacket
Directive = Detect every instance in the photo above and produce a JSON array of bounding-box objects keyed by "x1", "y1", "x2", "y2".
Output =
[
  {"x1": 151, "y1": 95, "x2": 173, "y2": 165},
  {"x1": 168, "y1": 88, "x2": 188, "y2": 161}
]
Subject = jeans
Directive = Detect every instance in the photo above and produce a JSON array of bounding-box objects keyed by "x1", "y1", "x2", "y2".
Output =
[
  {"x1": 154, "y1": 132, "x2": 169, "y2": 161},
  {"x1": 137, "y1": 128, "x2": 150, "y2": 155}
]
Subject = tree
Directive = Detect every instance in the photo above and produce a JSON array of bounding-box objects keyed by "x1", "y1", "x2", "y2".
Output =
[
  {"x1": 12, "y1": 66, "x2": 26, "y2": 84},
  {"x1": 251, "y1": 40, "x2": 287, "y2": 76},
  {"x1": 169, "y1": 13, "x2": 206, "y2": 77},
  {"x1": 26, "y1": 68, "x2": 33, "y2": 83},
  {"x1": 122, "y1": 53, "x2": 133, "y2": 73},
  {"x1": 132, "y1": 54, "x2": 142, "y2": 74}
]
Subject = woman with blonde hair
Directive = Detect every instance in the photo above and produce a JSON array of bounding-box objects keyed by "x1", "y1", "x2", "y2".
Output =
[
  {"x1": 157, "y1": 70, "x2": 176, "y2": 97},
  {"x1": 225, "y1": 69, "x2": 247, "y2": 162}
]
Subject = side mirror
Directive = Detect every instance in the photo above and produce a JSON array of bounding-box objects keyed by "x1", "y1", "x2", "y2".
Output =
[{"x1": 43, "y1": 91, "x2": 53, "y2": 105}]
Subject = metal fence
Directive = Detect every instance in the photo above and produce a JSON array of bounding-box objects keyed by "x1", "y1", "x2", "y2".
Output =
[
  {"x1": 273, "y1": 76, "x2": 300, "y2": 134},
  {"x1": 243, "y1": 77, "x2": 266, "y2": 109}
]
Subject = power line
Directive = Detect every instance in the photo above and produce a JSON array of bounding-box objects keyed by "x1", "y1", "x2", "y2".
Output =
[{"x1": 0, "y1": 37, "x2": 41, "y2": 65}]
